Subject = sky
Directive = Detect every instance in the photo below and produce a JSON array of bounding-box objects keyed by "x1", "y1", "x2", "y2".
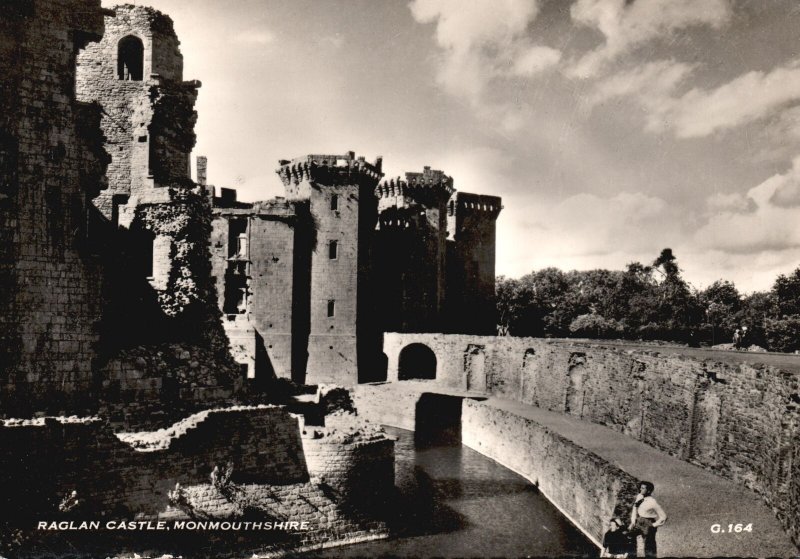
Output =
[{"x1": 103, "y1": 0, "x2": 800, "y2": 293}]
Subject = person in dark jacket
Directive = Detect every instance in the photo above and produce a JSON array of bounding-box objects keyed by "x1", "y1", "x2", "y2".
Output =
[{"x1": 602, "y1": 517, "x2": 634, "y2": 557}]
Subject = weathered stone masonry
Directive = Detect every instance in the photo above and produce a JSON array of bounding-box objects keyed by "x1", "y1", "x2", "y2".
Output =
[
  {"x1": 381, "y1": 332, "x2": 800, "y2": 547},
  {"x1": 0, "y1": 405, "x2": 395, "y2": 551},
  {"x1": 0, "y1": 0, "x2": 110, "y2": 416},
  {"x1": 77, "y1": 4, "x2": 200, "y2": 226}
]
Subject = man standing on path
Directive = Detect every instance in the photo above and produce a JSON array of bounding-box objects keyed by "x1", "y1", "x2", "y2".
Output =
[{"x1": 629, "y1": 480, "x2": 667, "y2": 558}]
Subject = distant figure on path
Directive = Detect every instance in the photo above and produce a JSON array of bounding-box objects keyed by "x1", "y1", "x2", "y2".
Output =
[
  {"x1": 740, "y1": 325, "x2": 749, "y2": 348},
  {"x1": 629, "y1": 480, "x2": 667, "y2": 558},
  {"x1": 732, "y1": 328, "x2": 742, "y2": 349},
  {"x1": 602, "y1": 517, "x2": 633, "y2": 558}
]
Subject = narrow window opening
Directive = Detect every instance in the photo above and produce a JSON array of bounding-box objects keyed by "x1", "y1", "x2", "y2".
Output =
[
  {"x1": 0, "y1": 131, "x2": 18, "y2": 199},
  {"x1": 327, "y1": 300, "x2": 335, "y2": 318},
  {"x1": 228, "y1": 218, "x2": 247, "y2": 257},
  {"x1": 117, "y1": 36, "x2": 144, "y2": 81},
  {"x1": 330, "y1": 193, "x2": 339, "y2": 211},
  {"x1": 328, "y1": 240, "x2": 338, "y2": 260}
]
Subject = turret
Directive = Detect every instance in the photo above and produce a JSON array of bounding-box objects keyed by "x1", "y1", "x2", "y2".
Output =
[
  {"x1": 276, "y1": 151, "x2": 383, "y2": 386},
  {"x1": 77, "y1": 4, "x2": 201, "y2": 226},
  {"x1": 445, "y1": 192, "x2": 503, "y2": 334},
  {"x1": 373, "y1": 167, "x2": 454, "y2": 333}
]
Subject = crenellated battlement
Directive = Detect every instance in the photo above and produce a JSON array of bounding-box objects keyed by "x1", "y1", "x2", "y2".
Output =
[
  {"x1": 275, "y1": 151, "x2": 383, "y2": 189},
  {"x1": 447, "y1": 192, "x2": 502, "y2": 219},
  {"x1": 377, "y1": 205, "x2": 421, "y2": 231},
  {"x1": 375, "y1": 166, "x2": 454, "y2": 210}
]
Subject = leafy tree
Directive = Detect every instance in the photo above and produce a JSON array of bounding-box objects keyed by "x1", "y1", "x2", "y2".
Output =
[
  {"x1": 765, "y1": 317, "x2": 800, "y2": 353},
  {"x1": 699, "y1": 280, "x2": 741, "y2": 345},
  {"x1": 569, "y1": 313, "x2": 624, "y2": 339},
  {"x1": 736, "y1": 291, "x2": 775, "y2": 348},
  {"x1": 772, "y1": 267, "x2": 800, "y2": 317}
]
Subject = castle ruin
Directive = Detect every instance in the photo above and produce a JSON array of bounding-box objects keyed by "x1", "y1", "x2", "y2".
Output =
[
  {"x1": 210, "y1": 157, "x2": 502, "y2": 386},
  {"x1": 1, "y1": 3, "x2": 797, "y2": 558}
]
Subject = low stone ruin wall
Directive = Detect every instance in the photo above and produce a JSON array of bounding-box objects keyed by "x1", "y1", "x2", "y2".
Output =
[
  {"x1": 382, "y1": 333, "x2": 800, "y2": 546},
  {"x1": 0, "y1": 405, "x2": 394, "y2": 555}
]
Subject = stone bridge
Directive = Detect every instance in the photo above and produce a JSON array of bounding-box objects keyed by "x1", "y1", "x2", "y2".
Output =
[{"x1": 355, "y1": 332, "x2": 800, "y2": 557}]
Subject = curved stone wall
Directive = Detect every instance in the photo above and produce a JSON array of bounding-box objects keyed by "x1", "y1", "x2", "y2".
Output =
[{"x1": 381, "y1": 333, "x2": 800, "y2": 546}]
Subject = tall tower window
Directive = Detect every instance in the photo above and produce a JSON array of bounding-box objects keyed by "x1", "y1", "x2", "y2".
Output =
[
  {"x1": 330, "y1": 193, "x2": 339, "y2": 211},
  {"x1": 328, "y1": 240, "x2": 338, "y2": 260},
  {"x1": 117, "y1": 36, "x2": 144, "y2": 81},
  {"x1": 327, "y1": 300, "x2": 336, "y2": 318}
]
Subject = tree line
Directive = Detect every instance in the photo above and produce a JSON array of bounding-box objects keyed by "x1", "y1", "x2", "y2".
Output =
[{"x1": 496, "y1": 248, "x2": 800, "y2": 353}]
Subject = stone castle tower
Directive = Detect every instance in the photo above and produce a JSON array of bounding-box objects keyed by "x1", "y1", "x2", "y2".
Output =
[
  {"x1": 276, "y1": 152, "x2": 383, "y2": 385},
  {"x1": 445, "y1": 192, "x2": 502, "y2": 334},
  {"x1": 76, "y1": 4, "x2": 200, "y2": 228},
  {"x1": 374, "y1": 167, "x2": 454, "y2": 332}
]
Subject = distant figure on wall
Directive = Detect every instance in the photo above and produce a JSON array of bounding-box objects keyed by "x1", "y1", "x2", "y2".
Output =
[
  {"x1": 732, "y1": 328, "x2": 742, "y2": 349},
  {"x1": 628, "y1": 480, "x2": 667, "y2": 558},
  {"x1": 602, "y1": 517, "x2": 634, "y2": 558}
]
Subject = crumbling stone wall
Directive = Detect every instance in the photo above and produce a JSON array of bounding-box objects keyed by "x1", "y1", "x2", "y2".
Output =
[
  {"x1": 382, "y1": 332, "x2": 800, "y2": 546},
  {"x1": 0, "y1": 0, "x2": 109, "y2": 417},
  {"x1": 76, "y1": 4, "x2": 199, "y2": 226},
  {"x1": 98, "y1": 343, "x2": 241, "y2": 430},
  {"x1": 301, "y1": 420, "x2": 395, "y2": 512},
  {"x1": 0, "y1": 405, "x2": 392, "y2": 516},
  {"x1": 210, "y1": 199, "x2": 301, "y2": 381},
  {"x1": 0, "y1": 405, "x2": 394, "y2": 555}
]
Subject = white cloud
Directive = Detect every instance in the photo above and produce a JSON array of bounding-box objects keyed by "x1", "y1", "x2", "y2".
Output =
[
  {"x1": 667, "y1": 62, "x2": 800, "y2": 138},
  {"x1": 233, "y1": 29, "x2": 275, "y2": 45},
  {"x1": 587, "y1": 59, "x2": 694, "y2": 117},
  {"x1": 522, "y1": 191, "x2": 682, "y2": 256},
  {"x1": 409, "y1": 0, "x2": 559, "y2": 105},
  {"x1": 694, "y1": 157, "x2": 800, "y2": 254},
  {"x1": 706, "y1": 192, "x2": 756, "y2": 214},
  {"x1": 587, "y1": 57, "x2": 800, "y2": 143},
  {"x1": 568, "y1": 0, "x2": 731, "y2": 78},
  {"x1": 510, "y1": 45, "x2": 562, "y2": 77}
]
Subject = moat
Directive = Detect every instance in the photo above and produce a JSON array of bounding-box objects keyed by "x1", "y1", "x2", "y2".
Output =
[{"x1": 304, "y1": 426, "x2": 596, "y2": 558}]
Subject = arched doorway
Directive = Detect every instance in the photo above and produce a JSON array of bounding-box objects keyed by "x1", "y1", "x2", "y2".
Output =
[
  {"x1": 398, "y1": 343, "x2": 436, "y2": 380},
  {"x1": 118, "y1": 35, "x2": 144, "y2": 81}
]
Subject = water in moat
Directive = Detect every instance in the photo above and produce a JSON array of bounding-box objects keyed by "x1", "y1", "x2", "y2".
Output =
[{"x1": 306, "y1": 426, "x2": 597, "y2": 558}]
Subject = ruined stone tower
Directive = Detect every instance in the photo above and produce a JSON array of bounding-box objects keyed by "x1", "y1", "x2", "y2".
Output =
[
  {"x1": 374, "y1": 167, "x2": 454, "y2": 332},
  {"x1": 0, "y1": 0, "x2": 109, "y2": 416},
  {"x1": 276, "y1": 153, "x2": 383, "y2": 385},
  {"x1": 76, "y1": 4, "x2": 200, "y2": 228}
]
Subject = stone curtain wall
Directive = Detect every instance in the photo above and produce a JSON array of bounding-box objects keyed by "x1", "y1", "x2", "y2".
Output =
[
  {"x1": 0, "y1": 0, "x2": 109, "y2": 417},
  {"x1": 382, "y1": 332, "x2": 800, "y2": 545},
  {"x1": 461, "y1": 399, "x2": 638, "y2": 546}
]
